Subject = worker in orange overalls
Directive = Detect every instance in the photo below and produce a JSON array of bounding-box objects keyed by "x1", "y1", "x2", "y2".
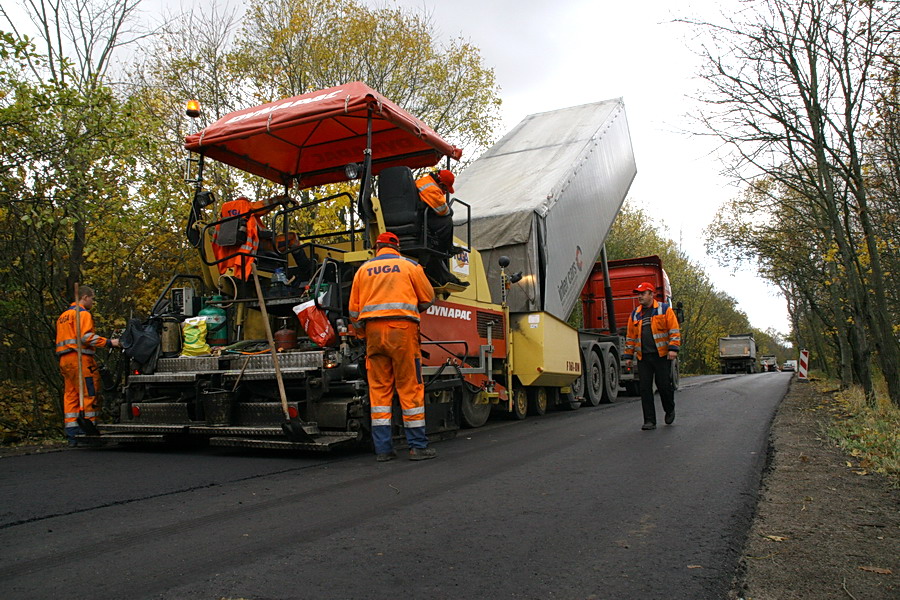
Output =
[
  {"x1": 349, "y1": 231, "x2": 437, "y2": 461},
  {"x1": 623, "y1": 282, "x2": 681, "y2": 431},
  {"x1": 55, "y1": 286, "x2": 119, "y2": 446},
  {"x1": 415, "y1": 169, "x2": 467, "y2": 287},
  {"x1": 212, "y1": 194, "x2": 289, "y2": 279}
]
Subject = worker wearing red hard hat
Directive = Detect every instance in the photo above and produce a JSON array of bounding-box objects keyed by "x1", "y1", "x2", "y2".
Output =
[
  {"x1": 349, "y1": 231, "x2": 437, "y2": 461},
  {"x1": 622, "y1": 281, "x2": 681, "y2": 430},
  {"x1": 415, "y1": 169, "x2": 467, "y2": 287}
]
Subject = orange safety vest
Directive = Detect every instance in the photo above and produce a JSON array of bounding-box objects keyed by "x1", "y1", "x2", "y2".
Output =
[
  {"x1": 349, "y1": 248, "x2": 435, "y2": 324},
  {"x1": 415, "y1": 174, "x2": 451, "y2": 217},
  {"x1": 212, "y1": 197, "x2": 267, "y2": 279},
  {"x1": 55, "y1": 303, "x2": 110, "y2": 357},
  {"x1": 623, "y1": 300, "x2": 681, "y2": 361}
]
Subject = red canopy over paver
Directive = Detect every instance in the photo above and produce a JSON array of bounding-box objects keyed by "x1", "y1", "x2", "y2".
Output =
[{"x1": 184, "y1": 81, "x2": 462, "y2": 188}]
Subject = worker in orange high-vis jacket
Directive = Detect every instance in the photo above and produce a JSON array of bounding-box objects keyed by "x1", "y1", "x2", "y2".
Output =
[
  {"x1": 349, "y1": 231, "x2": 437, "y2": 461},
  {"x1": 212, "y1": 194, "x2": 289, "y2": 279},
  {"x1": 415, "y1": 169, "x2": 467, "y2": 287},
  {"x1": 623, "y1": 282, "x2": 681, "y2": 431},
  {"x1": 55, "y1": 286, "x2": 120, "y2": 446}
]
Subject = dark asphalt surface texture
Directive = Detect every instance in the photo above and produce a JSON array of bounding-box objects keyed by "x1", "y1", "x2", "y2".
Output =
[{"x1": 0, "y1": 373, "x2": 791, "y2": 599}]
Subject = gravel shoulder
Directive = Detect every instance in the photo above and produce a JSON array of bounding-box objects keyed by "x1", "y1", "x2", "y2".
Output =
[{"x1": 730, "y1": 380, "x2": 899, "y2": 599}]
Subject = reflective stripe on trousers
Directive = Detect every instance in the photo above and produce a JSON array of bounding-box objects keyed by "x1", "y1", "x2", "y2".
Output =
[
  {"x1": 59, "y1": 352, "x2": 101, "y2": 426},
  {"x1": 365, "y1": 319, "x2": 428, "y2": 453}
]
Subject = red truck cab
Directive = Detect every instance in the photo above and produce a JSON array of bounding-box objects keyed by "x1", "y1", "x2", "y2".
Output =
[{"x1": 580, "y1": 255, "x2": 674, "y2": 335}]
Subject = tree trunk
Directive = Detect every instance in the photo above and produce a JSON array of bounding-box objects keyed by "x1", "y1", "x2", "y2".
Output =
[
  {"x1": 848, "y1": 184, "x2": 900, "y2": 406},
  {"x1": 66, "y1": 219, "x2": 85, "y2": 299},
  {"x1": 806, "y1": 80, "x2": 875, "y2": 402},
  {"x1": 823, "y1": 260, "x2": 853, "y2": 387}
]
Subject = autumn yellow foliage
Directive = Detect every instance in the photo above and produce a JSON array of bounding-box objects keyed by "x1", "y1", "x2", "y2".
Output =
[{"x1": 0, "y1": 381, "x2": 62, "y2": 445}]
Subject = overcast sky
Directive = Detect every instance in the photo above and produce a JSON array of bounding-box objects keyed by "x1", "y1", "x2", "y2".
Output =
[{"x1": 371, "y1": 0, "x2": 791, "y2": 335}]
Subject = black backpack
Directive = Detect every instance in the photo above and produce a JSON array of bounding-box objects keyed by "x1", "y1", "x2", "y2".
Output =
[{"x1": 120, "y1": 317, "x2": 161, "y2": 373}]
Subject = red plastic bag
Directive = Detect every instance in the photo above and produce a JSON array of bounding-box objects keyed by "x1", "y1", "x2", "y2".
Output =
[{"x1": 292, "y1": 299, "x2": 337, "y2": 347}]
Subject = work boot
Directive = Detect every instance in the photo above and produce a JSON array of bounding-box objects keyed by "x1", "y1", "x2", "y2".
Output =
[
  {"x1": 65, "y1": 426, "x2": 84, "y2": 447},
  {"x1": 641, "y1": 422, "x2": 656, "y2": 430},
  {"x1": 438, "y1": 264, "x2": 468, "y2": 287},
  {"x1": 424, "y1": 264, "x2": 445, "y2": 286},
  {"x1": 408, "y1": 447, "x2": 437, "y2": 461},
  {"x1": 425, "y1": 260, "x2": 467, "y2": 288},
  {"x1": 665, "y1": 411, "x2": 675, "y2": 425},
  {"x1": 444, "y1": 275, "x2": 469, "y2": 288},
  {"x1": 376, "y1": 451, "x2": 397, "y2": 462}
]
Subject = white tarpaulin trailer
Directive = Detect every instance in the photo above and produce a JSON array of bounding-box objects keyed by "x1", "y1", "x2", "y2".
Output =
[{"x1": 453, "y1": 98, "x2": 637, "y2": 320}]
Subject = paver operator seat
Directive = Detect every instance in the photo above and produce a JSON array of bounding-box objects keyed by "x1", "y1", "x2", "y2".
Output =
[{"x1": 377, "y1": 166, "x2": 444, "y2": 261}]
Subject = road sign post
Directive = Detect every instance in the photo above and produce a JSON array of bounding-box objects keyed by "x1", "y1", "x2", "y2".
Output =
[{"x1": 797, "y1": 349, "x2": 809, "y2": 381}]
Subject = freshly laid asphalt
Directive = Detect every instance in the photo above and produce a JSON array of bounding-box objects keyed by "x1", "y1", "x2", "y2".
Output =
[{"x1": 0, "y1": 372, "x2": 791, "y2": 599}]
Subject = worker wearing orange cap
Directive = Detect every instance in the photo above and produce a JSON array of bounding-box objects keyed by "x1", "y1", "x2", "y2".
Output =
[
  {"x1": 349, "y1": 232, "x2": 437, "y2": 461},
  {"x1": 623, "y1": 281, "x2": 681, "y2": 430},
  {"x1": 415, "y1": 169, "x2": 467, "y2": 287}
]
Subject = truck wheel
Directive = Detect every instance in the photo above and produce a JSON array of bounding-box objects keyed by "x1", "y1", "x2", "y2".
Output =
[
  {"x1": 512, "y1": 387, "x2": 528, "y2": 420},
  {"x1": 571, "y1": 373, "x2": 585, "y2": 403},
  {"x1": 460, "y1": 388, "x2": 491, "y2": 428},
  {"x1": 583, "y1": 352, "x2": 604, "y2": 407},
  {"x1": 601, "y1": 352, "x2": 619, "y2": 403},
  {"x1": 561, "y1": 389, "x2": 581, "y2": 411},
  {"x1": 571, "y1": 352, "x2": 586, "y2": 403},
  {"x1": 527, "y1": 387, "x2": 548, "y2": 416}
]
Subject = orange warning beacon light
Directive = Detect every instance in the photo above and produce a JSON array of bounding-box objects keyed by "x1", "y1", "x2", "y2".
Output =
[{"x1": 185, "y1": 99, "x2": 201, "y2": 118}]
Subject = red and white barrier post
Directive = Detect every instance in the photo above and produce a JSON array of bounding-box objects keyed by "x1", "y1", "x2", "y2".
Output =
[{"x1": 797, "y1": 349, "x2": 809, "y2": 381}]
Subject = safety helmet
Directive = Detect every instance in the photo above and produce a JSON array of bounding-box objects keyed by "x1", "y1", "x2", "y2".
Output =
[
  {"x1": 437, "y1": 169, "x2": 455, "y2": 193},
  {"x1": 633, "y1": 282, "x2": 655, "y2": 294},
  {"x1": 376, "y1": 231, "x2": 400, "y2": 247}
]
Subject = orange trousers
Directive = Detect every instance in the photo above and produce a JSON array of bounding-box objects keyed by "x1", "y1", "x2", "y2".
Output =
[
  {"x1": 59, "y1": 352, "x2": 100, "y2": 430},
  {"x1": 364, "y1": 319, "x2": 427, "y2": 452}
]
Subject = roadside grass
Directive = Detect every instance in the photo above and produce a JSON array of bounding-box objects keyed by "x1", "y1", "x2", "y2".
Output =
[{"x1": 812, "y1": 376, "x2": 900, "y2": 486}]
